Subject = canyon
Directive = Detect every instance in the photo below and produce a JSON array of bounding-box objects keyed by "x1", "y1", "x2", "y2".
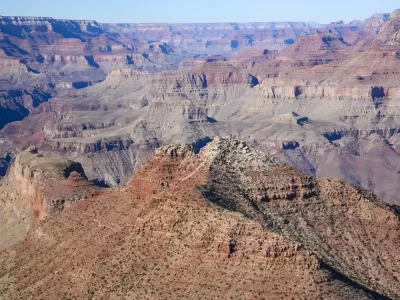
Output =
[
  {"x1": 0, "y1": 7, "x2": 400, "y2": 299},
  {"x1": 1, "y1": 10, "x2": 399, "y2": 204}
]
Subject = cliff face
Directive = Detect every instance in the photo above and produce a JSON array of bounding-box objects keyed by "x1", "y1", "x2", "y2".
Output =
[
  {"x1": 0, "y1": 138, "x2": 399, "y2": 299},
  {"x1": 378, "y1": 9, "x2": 400, "y2": 43},
  {"x1": 1, "y1": 11, "x2": 400, "y2": 205},
  {"x1": 279, "y1": 32, "x2": 351, "y2": 63},
  {"x1": 102, "y1": 21, "x2": 319, "y2": 53},
  {"x1": 0, "y1": 146, "x2": 101, "y2": 250},
  {"x1": 0, "y1": 37, "x2": 397, "y2": 203},
  {"x1": 0, "y1": 16, "x2": 191, "y2": 139},
  {"x1": 0, "y1": 16, "x2": 103, "y2": 34},
  {"x1": 0, "y1": 15, "x2": 327, "y2": 147},
  {"x1": 197, "y1": 138, "x2": 400, "y2": 298},
  {"x1": 4, "y1": 31, "x2": 400, "y2": 204}
]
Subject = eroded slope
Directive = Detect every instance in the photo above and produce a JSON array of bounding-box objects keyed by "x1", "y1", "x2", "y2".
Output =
[
  {"x1": 0, "y1": 146, "x2": 101, "y2": 250},
  {"x1": 0, "y1": 138, "x2": 399, "y2": 299}
]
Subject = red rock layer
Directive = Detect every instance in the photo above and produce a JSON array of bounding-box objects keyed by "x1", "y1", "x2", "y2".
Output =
[{"x1": 0, "y1": 138, "x2": 399, "y2": 299}]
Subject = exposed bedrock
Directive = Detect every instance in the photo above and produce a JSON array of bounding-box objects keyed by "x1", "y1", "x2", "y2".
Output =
[
  {"x1": 0, "y1": 146, "x2": 102, "y2": 250},
  {"x1": 1, "y1": 138, "x2": 400, "y2": 298},
  {"x1": 4, "y1": 58, "x2": 400, "y2": 205},
  {"x1": 2, "y1": 10, "x2": 400, "y2": 206}
]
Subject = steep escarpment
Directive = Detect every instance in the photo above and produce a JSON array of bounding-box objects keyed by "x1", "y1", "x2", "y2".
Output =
[
  {"x1": 0, "y1": 15, "x2": 192, "y2": 137},
  {"x1": 1, "y1": 10, "x2": 400, "y2": 207},
  {"x1": 0, "y1": 15, "x2": 326, "y2": 164},
  {"x1": 279, "y1": 32, "x2": 351, "y2": 64},
  {"x1": 3, "y1": 36, "x2": 400, "y2": 205},
  {"x1": 0, "y1": 146, "x2": 101, "y2": 250},
  {"x1": 377, "y1": 9, "x2": 400, "y2": 43},
  {"x1": 0, "y1": 87, "x2": 51, "y2": 129},
  {"x1": 198, "y1": 138, "x2": 400, "y2": 298},
  {"x1": 1, "y1": 67, "x2": 253, "y2": 185},
  {"x1": 102, "y1": 21, "x2": 319, "y2": 54},
  {"x1": 1, "y1": 138, "x2": 399, "y2": 299}
]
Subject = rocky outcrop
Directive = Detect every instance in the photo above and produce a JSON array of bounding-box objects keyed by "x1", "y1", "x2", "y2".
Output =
[
  {"x1": 0, "y1": 138, "x2": 399, "y2": 299},
  {"x1": 0, "y1": 146, "x2": 101, "y2": 250},
  {"x1": 259, "y1": 82, "x2": 397, "y2": 100},
  {"x1": 378, "y1": 9, "x2": 400, "y2": 43},
  {"x1": 279, "y1": 32, "x2": 351, "y2": 63},
  {"x1": 362, "y1": 13, "x2": 390, "y2": 38},
  {"x1": 197, "y1": 138, "x2": 400, "y2": 298}
]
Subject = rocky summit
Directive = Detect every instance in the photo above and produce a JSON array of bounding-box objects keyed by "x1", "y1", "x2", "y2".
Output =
[
  {"x1": 0, "y1": 146, "x2": 101, "y2": 250},
  {"x1": 0, "y1": 137, "x2": 399, "y2": 299},
  {"x1": 1, "y1": 6, "x2": 400, "y2": 300}
]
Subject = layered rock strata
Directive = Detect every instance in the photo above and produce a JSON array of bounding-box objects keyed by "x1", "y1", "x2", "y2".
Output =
[
  {"x1": 0, "y1": 146, "x2": 101, "y2": 249},
  {"x1": 0, "y1": 138, "x2": 399, "y2": 299}
]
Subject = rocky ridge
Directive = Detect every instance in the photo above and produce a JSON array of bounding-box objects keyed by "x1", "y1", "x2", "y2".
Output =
[
  {"x1": 0, "y1": 146, "x2": 101, "y2": 250},
  {"x1": 0, "y1": 137, "x2": 399, "y2": 299},
  {"x1": 378, "y1": 9, "x2": 400, "y2": 43}
]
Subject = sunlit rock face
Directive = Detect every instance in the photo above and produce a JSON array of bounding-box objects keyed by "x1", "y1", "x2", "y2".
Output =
[
  {"x1": 1, "y1": 11, "x2": 400, "y2": 205},
  {"x1": 0, "y1": 137, "x2": 400, "y2": 299}
]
